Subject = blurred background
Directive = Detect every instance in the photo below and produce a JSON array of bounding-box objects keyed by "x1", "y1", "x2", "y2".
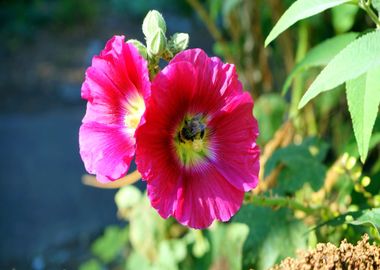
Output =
[
  {"x1": 1, "y1": 0, "x2": 380, "y2": 269},
  {"x1": 0, "y1": 0, "x2": 212, "y2": 268}
]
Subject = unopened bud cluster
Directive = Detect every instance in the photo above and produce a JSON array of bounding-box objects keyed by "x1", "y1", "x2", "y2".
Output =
[{"x1": 127, "y1": 10, "x2": 189, "y2": 78}]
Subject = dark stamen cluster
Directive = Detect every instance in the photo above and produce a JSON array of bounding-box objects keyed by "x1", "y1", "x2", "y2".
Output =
[{"x1": 178, "y1": 114, "x2": 205, "y2": 143}]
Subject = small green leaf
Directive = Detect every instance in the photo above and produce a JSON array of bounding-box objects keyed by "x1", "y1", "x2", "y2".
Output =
[
  {"x1": 282, "y1": 32, "x2": 358, "y2": 94},
  {"x1": 346, "y1": 66, "x2": 380, "y2": 163},
  {"x1": 299, "y1": 30, "x2": 380, "y2": 108},
  {"x1": 265, "y1": 0, "x2": 352, "y2": 47}
]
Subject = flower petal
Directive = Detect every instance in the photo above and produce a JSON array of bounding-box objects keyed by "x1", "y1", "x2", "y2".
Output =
[
  {"x1": 79, "y1": 122, "x2": 135, "y2": 182},
  {"x1": 174, "y1": 165, "x2": 244, "y2": 229},
  {"x1": 81, "y1": 35, "x2": 150, "y2": 125},
  {"x1": 208, "y1": 92, "x2": 260, "y2": 191}
]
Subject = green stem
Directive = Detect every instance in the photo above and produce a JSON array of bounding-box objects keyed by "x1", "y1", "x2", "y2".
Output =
[
  {"x1": 361, "y1": 0, "x2": 380, "y2": 27},
  {"x1": 245, "y1": 194, "x2": 318, "y2": 215}
]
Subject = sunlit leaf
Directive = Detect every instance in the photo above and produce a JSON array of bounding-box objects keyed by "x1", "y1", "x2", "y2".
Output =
[
  {"x1": 282, "y1": 33, "x2": 358, "y2": 94},
  {"x1": 265, "y1": 0, "x2": 352, "y2": 46},
  {"x1": 346, "y1": 66, "x2": 380, "y2": 163},
  {"x1": 234, "y1": 206, "x2": 307, "y2": 270},
  {"x1": 299, "y1": 30, "x2": 380, "y2": 108}
]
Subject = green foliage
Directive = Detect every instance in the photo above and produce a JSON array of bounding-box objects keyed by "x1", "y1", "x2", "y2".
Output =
[
  {"x1": 253, "y1": 94, "x2": 287, "y2": 145},
  {"x1": 265, "y1": 0, "x2": 352, "y2": 46},
  {"x1": 373, "y1": 0, "x2": 380, "y2": 12},
  {"x1": 346, "y1": 66, "x2": 380, "y2": 162},
  {"x1": 283, "y1": 32, "x2": 358, "y2": 94},
  {"x1": 91, "y1": 226, "x2": 129, "y2": 263},
  {"x1": 79, "y1": 259, "x2": 102, "y2": 270},
  {"x1": 265, "y1": 140, "x2": 327, "y2": 194},
  {"x1": 318, "y1": 208, "x2": 380, "y2": 237},
  {"x1": 348, "y1": 208, "x2": 380, "y2": 235},
  {"x1": 299, "y1": 30, "x2": 380, "y2": 108},
  {"x1": 234, "y1": 206, "x2": 307, "y2": 270},
  {"x1": 208, "y1": 223, "x2": 249, "y2": 270}
]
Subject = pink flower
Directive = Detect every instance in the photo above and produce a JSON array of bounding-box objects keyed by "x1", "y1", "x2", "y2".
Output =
[
  {"x1": 135, "y1": 49, "x2": 260, "y2": 229},
  {"x1": 79, "y1": 35, "x2": 150, "y2": 182}
]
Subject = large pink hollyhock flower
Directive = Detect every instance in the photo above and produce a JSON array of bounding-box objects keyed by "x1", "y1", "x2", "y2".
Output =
[
  {"x1": 79, "y1": 35, "x2": 150, "y2": 182},
  {"x1": 135, "y1": 49, "x2": 260, "y2": 229}
]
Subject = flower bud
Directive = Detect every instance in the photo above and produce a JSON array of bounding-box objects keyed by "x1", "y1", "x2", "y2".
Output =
[
  {"x1": 127, "y1": 39, "x2": 148, "y2": 59},
  {"x1": 147, "y1": 29, "x2": 167, "y2": 56},
  {"x1": 142, "y1": 10, "x2": 166, "y2": 39},
  {"x1": 169, "y1": 33, "x2": 189, "y2": 54}
]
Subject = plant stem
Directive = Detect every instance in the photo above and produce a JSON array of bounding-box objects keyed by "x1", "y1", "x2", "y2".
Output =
[
  {"x1": 361, "y1": 0, "x2": 380, "y2": 27},
  {"x1": 245, "y1": 194, "x2": 318, "y2": 215}
]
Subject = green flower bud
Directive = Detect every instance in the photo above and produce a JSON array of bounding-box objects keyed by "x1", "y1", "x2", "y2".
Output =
[
  {"x1": 169, "y1": 33, "x2": 189, "y2": 54},
  {"x1": 147, "y1": 29, "x2": 167, "y2": 56},
  {"x1": 127, "y1": 39, "x2": 148, "y2": 59},
  {"x1": 142, "y1": 10, "x2": 166, "y2": 39}
]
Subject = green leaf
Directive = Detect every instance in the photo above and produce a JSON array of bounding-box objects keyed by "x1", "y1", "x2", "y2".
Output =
[
  {"x1": 265, "y1": 142, "x2": 326, "y2": 194},
  {"x1": 265, "y1": 0, "x2": 352, "y2": 46},
  {"x1": 299, "y1": 30, "x2": 380, "y2": 108},
  {"x1": 282, "y1": 32, "x2": 358, "y2": 94},
  {"x1": 346, "y1": 66, "x2": 380, "y2": 163},
  {"x1": 316, "y1": 208, "x2": 380, "y2": 236},
  {"x1": 332, "y1": 4, "x2": 358, "y2": 33},
  {"x1": 347, "y1": 208, "x2": 380, "y2": 234},
  {"x1": 91, "y1": 225, "x2": 129, "y2": 263},
  {"x1": 234, "y1": 206, "x2": 307, "y2": 270}
]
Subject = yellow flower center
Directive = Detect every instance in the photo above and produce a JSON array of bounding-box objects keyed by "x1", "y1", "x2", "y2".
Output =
[
  {"x1": 124, "y1": 94, "x2": 145, "y2": 134},
  {"x1": 174, "y1": 114, "x2": 210, "y2": 166}
]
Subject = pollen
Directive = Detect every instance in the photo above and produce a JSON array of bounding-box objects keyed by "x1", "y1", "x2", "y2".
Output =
[{"x1": 124, "y1": 94, "x2": 145, "y2": 134}]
